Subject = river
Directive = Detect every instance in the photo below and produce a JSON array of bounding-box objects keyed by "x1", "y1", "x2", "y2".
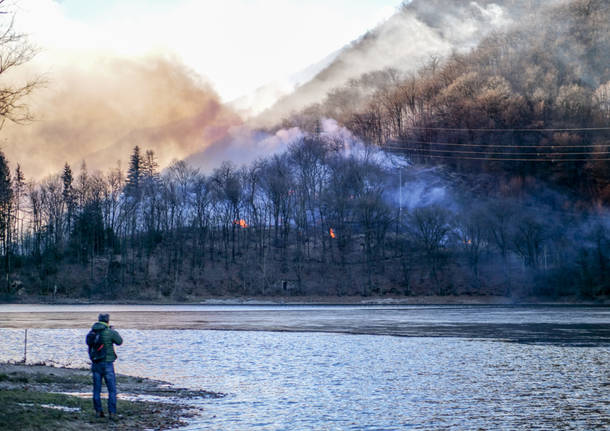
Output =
[{"x1": 1, "y1": 304, "x2": 608, "y2": 430}]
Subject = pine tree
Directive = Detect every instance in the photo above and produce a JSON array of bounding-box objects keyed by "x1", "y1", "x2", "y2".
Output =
[
  {"x1": 62, "y1": 162, "x2": 75, "y2": 238},
  {"x1": 141, "y1": 149, "x2": 160, "y2": 233},
  {"x1": 62, "y1": 163, "x2": 73, "y2": 199},
  {"x1": 125, "y1": 146, "x2": 143, "y2": 200}
]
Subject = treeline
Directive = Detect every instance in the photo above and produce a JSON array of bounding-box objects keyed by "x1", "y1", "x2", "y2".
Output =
[
  {"x1": 1, "y1": 137, "x2": 609, "y2": 301},
  {"x1": 281, "y1": 0, "x2": 610, "y2": 202}
]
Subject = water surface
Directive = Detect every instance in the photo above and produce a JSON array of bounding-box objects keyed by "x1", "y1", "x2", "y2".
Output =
[
  {"x1": 1, "y1": 304, "x2": 609, "y2": 345},
  {"x1": 1, "y1": 305, "x2": 608, "y2": 430}
]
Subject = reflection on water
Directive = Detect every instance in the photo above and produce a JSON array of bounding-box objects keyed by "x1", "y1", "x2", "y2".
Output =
[{"x1": 1, "y1": 327, "x2": 608, "y2": 430}]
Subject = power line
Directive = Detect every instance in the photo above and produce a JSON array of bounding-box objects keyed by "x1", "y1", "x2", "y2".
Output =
[
  {"x1": 511, "y1": 204, "x2": 610, "y2": 220},
  {"x1": 383, "y1": 146, "x2": 610, "y2": 156},
  {"x1": 401, "y1": 126, "x2": 610, "y2": 132},
  {"x1": 385, "y1": 148, "x2": 610, "y2": 162},
  {"x1": 384, "y1": 140, "x2": 610, "y2": 148}
]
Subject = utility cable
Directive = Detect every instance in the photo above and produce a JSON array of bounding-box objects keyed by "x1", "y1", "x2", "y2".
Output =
[
  {"x1": 400, "y1": 126, "x2": 610, "y2": 132},
  {"x1": 385, "y1": 148, "x2": 610, "y2": 162},
  {"x1": 383, "y1": 147, "x2": 610, "y2": 156},
  {"x1": 383, "y1": 140, "x2": 610, "y2": 148}
]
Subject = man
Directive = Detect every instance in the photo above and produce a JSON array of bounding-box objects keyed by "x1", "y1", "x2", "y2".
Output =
[{"x1": 87, "y1": 313, "x2": 123, "y2": 419}]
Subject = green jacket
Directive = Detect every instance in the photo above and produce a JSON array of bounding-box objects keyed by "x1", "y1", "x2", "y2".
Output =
[{"x1": 91, "y1": 321, "x2": 123, "y2": 362}]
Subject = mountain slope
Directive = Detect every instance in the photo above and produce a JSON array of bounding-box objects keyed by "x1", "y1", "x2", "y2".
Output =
[
  {"x1": 229, "y1": 49, "x2": 342, "y2": 117},
  {"x1": 255, "y1": 0, "x2": 554, "y2": 126}
]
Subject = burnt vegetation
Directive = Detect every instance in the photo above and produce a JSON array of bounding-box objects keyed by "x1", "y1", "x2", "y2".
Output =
[{"x1": 1, "y1": 0, "x2": 609, "y2": 301}]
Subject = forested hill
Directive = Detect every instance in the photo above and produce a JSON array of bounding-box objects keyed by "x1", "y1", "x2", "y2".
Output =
[
  {"x1": 1, "y1": 0, "x2": 609, "y2": 303},
  {"x1": 275, "y1": 0, "x2": 610, "y2": 203},
  {"x1": 256, "y1": 0, "x2": 561, "y2": 126}
]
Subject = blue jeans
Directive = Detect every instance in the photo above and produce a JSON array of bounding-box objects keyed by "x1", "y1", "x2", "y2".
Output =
[{"x1": 92, "y1": 361, "x2": 117, "y2": 414}]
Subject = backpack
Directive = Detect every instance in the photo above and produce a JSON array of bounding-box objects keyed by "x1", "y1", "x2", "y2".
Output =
[{"x1": 86, "y1": 328, "x2": 107, "y2": 363}]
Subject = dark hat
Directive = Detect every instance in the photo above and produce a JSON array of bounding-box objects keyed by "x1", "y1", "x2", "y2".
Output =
[{"x1": 98, "y1": 313, "x2": 110, "y2": 323}]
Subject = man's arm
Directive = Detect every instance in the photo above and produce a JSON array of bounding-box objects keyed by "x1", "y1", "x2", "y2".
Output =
[{"x1": 110, "y1": 329, "x2": 123, "y2": 346}]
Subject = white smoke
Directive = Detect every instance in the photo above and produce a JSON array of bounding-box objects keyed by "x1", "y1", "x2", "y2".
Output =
[
  {"x1": 320, "y1": 118, "x2": 408, "y2": 169},
  {"x1": 397, "y1": 167, "x2": 449, "y2": 211},
  {"x1": 184, "y1": 125, "x2": 305, "y2": 172},
  {"x1": 319, "y1": 118, "x2": 452, "y2": 210},
  {"x1": 185, "y1": 116, "x2": 451, "y2": 210}
]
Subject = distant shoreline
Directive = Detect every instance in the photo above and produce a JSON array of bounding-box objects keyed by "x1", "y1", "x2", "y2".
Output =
[
  {"x1": 2, "y1": 294, "x2": 608, "y2": 307},
  {"x1": 2, "y1": 301, "x2": 609, "y2": 345}
]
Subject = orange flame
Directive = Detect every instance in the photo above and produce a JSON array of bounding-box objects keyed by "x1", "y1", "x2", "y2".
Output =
[
  {"x1": 329, "y1": 228, "x2": 336, "y2": 239},
  {"x1": 235, "y1": 219, "x2": 248, "y2": 228}
]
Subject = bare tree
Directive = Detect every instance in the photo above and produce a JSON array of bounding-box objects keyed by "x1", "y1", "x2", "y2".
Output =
[
  {"x1": 408, "y1": 205, "x2": 452, "y2": 294},
  {"x1": 457, "y1": 205, "x2": 488, "y2": 291},
  {"x1": 0, "y1": 0, "x2": 39, "y2": 126},
  {"x1": 357, "y1": 185, "x2": 392, "y2": 295},
  {"x1": 485, "y1": 200, "x2": 517, "y2": 295},
  {"x1": 511, "y1": 213, "x2": 547, "y2": 269},
  {"x1": 0, "y1": 149, "x2": 12, "y2": 291}
]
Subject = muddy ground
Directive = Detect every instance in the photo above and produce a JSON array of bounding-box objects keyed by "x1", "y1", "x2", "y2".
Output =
[{"x1": 0, "y1": 363, "x2": 223, "y2": 430}]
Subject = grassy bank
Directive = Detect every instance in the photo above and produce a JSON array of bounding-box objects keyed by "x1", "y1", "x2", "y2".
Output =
[{"x1": 0, "y1": 363, "x2": 222, "y2": 431}]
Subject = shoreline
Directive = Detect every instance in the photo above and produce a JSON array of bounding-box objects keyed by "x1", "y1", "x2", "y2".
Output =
[
  {"x1": 2, "y1": 294, "x2": 609, "y2": 306},
  {"x1": 1, "y1": 305, "x2": 608, "y2": 345},
  {"x1": 0, "y1": 362, "x2": 222, "y2": 430}
]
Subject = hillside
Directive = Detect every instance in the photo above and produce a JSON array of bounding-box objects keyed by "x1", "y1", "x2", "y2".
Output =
[
  {"x1": 272, "y1": 0, "x2": 610, "y2": 202},
  {"x1": 255, "y1": 0, "x2": 557, "y2": 126}
]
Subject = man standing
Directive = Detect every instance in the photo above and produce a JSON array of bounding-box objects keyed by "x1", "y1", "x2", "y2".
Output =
[{"x1": 86, "y1": 313, "x2": 123, "y2": 419}]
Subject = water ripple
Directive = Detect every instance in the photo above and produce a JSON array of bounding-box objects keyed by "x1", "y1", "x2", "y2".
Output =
[{"x1": 1, "y1": 328, "x2": 608, "y2": 430}]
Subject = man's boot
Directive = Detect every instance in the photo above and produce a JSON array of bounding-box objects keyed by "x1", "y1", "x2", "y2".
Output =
[{"x1": 95, "y1": 411, "x2": 105, "y2": 418}]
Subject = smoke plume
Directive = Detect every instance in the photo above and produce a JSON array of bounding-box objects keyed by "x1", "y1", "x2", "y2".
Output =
[
  {"x1": 184, "y1": 125, "x2": 305, "y2": 172},
  {"x1": 2, "y1": 55, "x2": 240, "y2": 179}
]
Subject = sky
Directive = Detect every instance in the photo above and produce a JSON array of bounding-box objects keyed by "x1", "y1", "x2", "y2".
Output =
[
  {"x1": 17, "y1": 0, "x2": 403, "y2": 102},
  {"x1": 3, "y1": 0, "x2": 404, "y2": 179}
]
